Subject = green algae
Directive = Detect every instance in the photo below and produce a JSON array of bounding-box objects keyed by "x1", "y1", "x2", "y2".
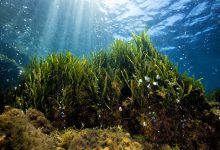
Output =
[
  {"x1": 1, "y1": 32, "x2": 220, "y2": 149},
  {"x1": 15, "y1": 32, "x2": 203, "y2": 123}
]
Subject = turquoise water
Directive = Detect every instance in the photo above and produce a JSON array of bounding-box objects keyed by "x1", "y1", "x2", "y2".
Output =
[{"x1": 0, "y1": 0, "x2": 220, "y2": 91}]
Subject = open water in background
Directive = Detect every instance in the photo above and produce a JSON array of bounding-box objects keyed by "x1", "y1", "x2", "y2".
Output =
[{"x1": 0, "y1": 0, "x2": 220, "y2": 91}]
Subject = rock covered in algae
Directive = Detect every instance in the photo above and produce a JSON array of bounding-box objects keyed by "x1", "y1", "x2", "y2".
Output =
[
  {"x1": 0, "y1": 108, "x2": 55, "y2": 150},
  {"x1": 0, "y1": 108, "x2": 144, "y2": 150},
  {"x1": 26, "y1": 108, "x2": 54, "y2": 134},
  {"x1": 52, "y1": 127, "x2": 142, "y2": 150}
]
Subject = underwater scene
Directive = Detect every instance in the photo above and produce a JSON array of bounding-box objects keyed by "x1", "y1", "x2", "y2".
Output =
[{"x1": 0, "y1": 0, "x2": 220, "y2": 149}]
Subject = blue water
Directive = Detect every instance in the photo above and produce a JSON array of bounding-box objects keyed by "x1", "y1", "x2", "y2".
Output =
[{"x1": 0, "y1": 0, "x2": 220, "y2": 91}]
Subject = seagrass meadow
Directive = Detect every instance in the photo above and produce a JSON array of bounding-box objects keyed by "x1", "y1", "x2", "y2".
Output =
[{"x1": 0, "y1": 32, "x2": 220, "y2": 150}]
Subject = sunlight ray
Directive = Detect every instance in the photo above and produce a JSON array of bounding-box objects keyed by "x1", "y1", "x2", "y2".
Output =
[
  {"x1": 58, "y1": 0, "x2": 74, "y2": 50},
  {"x1": 41, "y1": 0, "x2": 60, "y2": 50}
]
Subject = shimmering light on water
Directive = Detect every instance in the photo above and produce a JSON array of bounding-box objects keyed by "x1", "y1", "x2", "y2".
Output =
[{"x1": 101, "y1": 0, "x2": 128, "y2": 6}]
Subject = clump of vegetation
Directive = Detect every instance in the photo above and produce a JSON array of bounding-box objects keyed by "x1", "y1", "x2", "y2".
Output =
[
  {"x1": 2, "y1": 31, "x2": 219, "y2": 149},
  {"x1": 15, "y1": 32, "x2": 204, "y2": 127}
]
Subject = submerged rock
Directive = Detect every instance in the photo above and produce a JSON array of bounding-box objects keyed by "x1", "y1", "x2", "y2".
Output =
[
  {"x1": 26, "y1": 108, "x2": 54, "y2": 134},
  {"x1": 52, "y1": 127, "x2": 143, "y2": 150},
  {"x1": 0, "y1": 108, "x2": 55, "y2": 150},
  {"x1": 0, "y1": 108, "x2": 143, "y2": 150}
]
